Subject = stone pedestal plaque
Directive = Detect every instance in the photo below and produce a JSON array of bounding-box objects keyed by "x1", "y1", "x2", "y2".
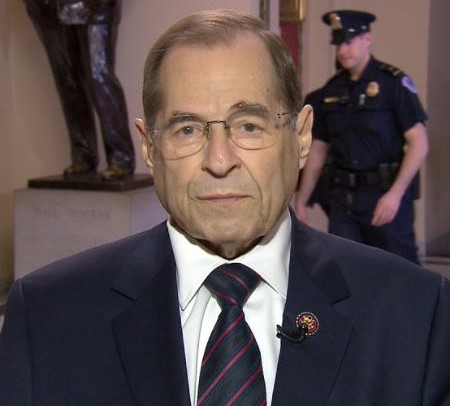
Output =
[{"x1": 14, "y1": 186, "x2": 167, "y2": 279}]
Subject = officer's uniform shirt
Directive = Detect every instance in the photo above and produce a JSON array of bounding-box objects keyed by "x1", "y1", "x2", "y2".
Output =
[
  {"x1": 304, "y1": 88, "x2": 326, "y2": 140},
  {"x1": 315, "y1": 56, "x2": 427, "y2": 171},
  {"x1": 302, "y1": 88, "x2": 332, "y2": 212}
]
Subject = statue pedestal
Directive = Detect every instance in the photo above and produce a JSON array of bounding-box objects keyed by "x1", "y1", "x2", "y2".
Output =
[{"x1": 14, "y1": 175, "x2": 167, "y2": 279}]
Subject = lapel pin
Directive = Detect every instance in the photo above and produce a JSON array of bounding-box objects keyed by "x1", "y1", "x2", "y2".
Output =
[
  {"x1": 296, "y1": 312, "x2": 319, "y2": 336},
  {"x1": 276, "y1": 311, "x2": 319, "y2": 343}
]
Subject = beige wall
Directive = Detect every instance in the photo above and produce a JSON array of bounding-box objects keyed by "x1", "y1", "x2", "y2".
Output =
[
  {"x1": 303, "y1": 0, "x2": 429, "y2": 94},
  {"x1": 0, "y1": 0, "x2": 439, "y2": 283},
  {"x1": 0, "y1": 0, "x2": 259, "y2": 284},
  {"x1": 0, "y1": 1, "x2": 14, "y2": 289},
  {"x1": 426, "y1": 0, "x2": 450, "y2": 255}
]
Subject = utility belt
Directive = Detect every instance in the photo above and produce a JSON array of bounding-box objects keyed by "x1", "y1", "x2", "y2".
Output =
[{"x1": 332, "y1": 162, "x2": 400, "y2": 191}]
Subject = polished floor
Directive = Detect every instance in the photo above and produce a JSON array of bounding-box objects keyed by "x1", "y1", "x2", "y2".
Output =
[{"x1": 1, "y1": 256, "x2": 449, "y2": 331}]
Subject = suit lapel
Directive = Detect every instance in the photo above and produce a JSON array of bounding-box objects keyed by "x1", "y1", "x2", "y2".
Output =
[
  {"x1": 108, "y1": 216, "x2": 354, "y2": 405},
  {"x1": 110, "y1": 225, "x2": 191, "y2": 406},
  {"x1": 272, "y1": 216, "x2": 353, "y2": 406}
]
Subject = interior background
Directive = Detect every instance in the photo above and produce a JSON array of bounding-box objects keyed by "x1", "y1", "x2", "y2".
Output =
[{"x1": 1, "y1": 0, "x2": 448, "y2": 287}]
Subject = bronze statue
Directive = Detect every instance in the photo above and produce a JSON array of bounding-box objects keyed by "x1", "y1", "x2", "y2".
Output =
[{"x1": 23, "y1": 0, "x2": 135, "y2": 180}]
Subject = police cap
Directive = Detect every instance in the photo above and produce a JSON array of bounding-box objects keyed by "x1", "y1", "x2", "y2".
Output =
[{"x1": 322, "y1": 10, "x2": 376, "y2": 45}]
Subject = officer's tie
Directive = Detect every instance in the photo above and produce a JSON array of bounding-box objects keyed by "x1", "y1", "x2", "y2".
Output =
[{"x1": 197, "y1": 263, "x2": 266, "y2": 405}]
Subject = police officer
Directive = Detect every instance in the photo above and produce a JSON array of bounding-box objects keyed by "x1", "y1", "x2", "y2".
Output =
[
  {"x1": 295, "y1": 10, "x2": 428, "y2": 264},
  {"x1": 23, "y1": 0, "x2": 135, "y2": 180}
]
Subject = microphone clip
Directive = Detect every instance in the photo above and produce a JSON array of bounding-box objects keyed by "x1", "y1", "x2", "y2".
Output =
[
  {"x1": 276, "y1": 324, "x2": 308, "y2": 343},
  {"x1": 276, "y1": 312, "x2": 320, "y2": 343}
]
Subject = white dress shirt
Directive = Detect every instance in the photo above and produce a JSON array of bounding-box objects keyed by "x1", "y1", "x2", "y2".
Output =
[{"x1": 168, "y1": 210, "x2": 291, "y2": 405}]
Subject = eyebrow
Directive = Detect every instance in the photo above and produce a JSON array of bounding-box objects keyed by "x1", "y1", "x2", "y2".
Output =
[
  {"x1": 165, "y1": 113, "x2": 203, "y2": 127},
  {"x1": 165, "y1": 101, "x2": 272, "y2": 125},
  {"x1": 229, "y1": 101, "x2": 271, "y2": 118}
]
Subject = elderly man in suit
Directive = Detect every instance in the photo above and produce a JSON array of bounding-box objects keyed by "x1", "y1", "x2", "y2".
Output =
[
  {"x1": 23, "y1": 0, "x2": 135, "y2": 179},
  {"x1": 1, "y1": 9, "x2": 449, "y2": 405}
]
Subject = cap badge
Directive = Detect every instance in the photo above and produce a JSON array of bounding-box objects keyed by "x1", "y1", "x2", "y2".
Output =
[
  {"x1": 330, "y1": 13, "x2": 343, "y2": 30},
  {"x1": 296, "y1": 312, "x2": 319, "y2": 336},
  {"x1": 366, "y1": 81, "x2": 379, "y2": 97}
]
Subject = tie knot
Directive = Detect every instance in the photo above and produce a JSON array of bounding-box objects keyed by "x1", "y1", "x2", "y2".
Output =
[{"x1": 204, "y1": 263, "x2": 261, "y2": 309}]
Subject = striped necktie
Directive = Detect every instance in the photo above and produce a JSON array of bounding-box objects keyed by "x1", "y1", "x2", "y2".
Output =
[{"x1": 197, "y1": 263, "x2": 267, "y2": 406}]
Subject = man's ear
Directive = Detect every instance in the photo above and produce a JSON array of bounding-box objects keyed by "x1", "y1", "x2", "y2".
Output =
[
  {"x1": 296, "y1": 104, "x2": 313, "y2": 170},
  {"x1": 135, "y1": 118, "x2": 154, "y2": 174}
]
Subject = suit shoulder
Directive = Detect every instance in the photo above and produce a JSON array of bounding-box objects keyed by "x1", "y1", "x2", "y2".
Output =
[
  {"x1": 327, "y1": 232, "x2": 443, "y2": 291},
  {"x1": 20, "y1": 222, "x2": 170, "y2": 290},
  {"x1": 293, "y1": 218, "x2": 444, "y2": 289}
]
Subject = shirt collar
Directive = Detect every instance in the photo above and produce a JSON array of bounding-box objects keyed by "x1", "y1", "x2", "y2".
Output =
[{"x1": 168, "y1": 210, "x2": 292, "y2": 310}]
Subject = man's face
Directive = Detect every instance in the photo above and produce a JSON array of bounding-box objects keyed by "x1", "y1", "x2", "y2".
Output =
[
  {"x1": 137, "y1": 34, "x2": 311, "y2": 259},
  {"x1": 335, "y1": 32, "x2": 372, "y2": 76}
]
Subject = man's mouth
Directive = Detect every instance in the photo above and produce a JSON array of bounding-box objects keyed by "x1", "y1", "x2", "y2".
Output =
[{"x1": 197, "y1": 193, "x2": 250, "y2": 203}]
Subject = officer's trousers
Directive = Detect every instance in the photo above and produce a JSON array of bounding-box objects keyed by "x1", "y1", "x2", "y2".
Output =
[{"x1": 328, "y1": 186, "x2": 419, "y2": 264}]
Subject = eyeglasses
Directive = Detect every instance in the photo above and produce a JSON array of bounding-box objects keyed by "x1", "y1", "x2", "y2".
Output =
[{"x1": 149, "y1": 109, "x2": 295, "y2": 160}]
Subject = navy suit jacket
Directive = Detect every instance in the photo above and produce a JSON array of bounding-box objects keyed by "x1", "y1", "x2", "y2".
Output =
[{"x1": 1, "y1": 215, "x2": 450, "y2": 405}]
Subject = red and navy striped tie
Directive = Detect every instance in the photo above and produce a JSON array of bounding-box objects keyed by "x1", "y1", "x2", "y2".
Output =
[{"x1": 197, "y1": 263, "x2": 267, "y2": 406}]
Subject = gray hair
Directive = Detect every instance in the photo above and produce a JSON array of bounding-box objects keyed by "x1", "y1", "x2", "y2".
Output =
[{"x1": 142, "y1": 9, "x2": 302, "y2": 133}]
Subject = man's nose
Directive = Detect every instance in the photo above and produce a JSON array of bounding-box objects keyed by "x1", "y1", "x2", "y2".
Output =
[
  {"x1": 336, "y1": 42, "x2": 349, "y2": 53},
  {"x1": 201, "y1": 122, "x2": 240, "y2": 176}
]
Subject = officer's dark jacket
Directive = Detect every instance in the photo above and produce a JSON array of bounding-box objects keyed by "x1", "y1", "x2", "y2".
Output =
[{"x1": 315, "y1": 56, "x2": 427, "y2": 171}]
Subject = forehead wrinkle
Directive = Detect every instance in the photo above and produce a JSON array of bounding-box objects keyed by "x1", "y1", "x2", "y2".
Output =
[{"x1": 158, "y1": 37, "x2": 279, "y2": 120}]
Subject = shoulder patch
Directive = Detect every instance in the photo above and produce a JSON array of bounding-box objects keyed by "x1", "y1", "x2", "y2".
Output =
[
  {"x1": 401, "y1": 76, "x2": 418, "y2": 93},
  {"x1": 379, "y1": 62, "x2": 403, "y2": 77}
]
